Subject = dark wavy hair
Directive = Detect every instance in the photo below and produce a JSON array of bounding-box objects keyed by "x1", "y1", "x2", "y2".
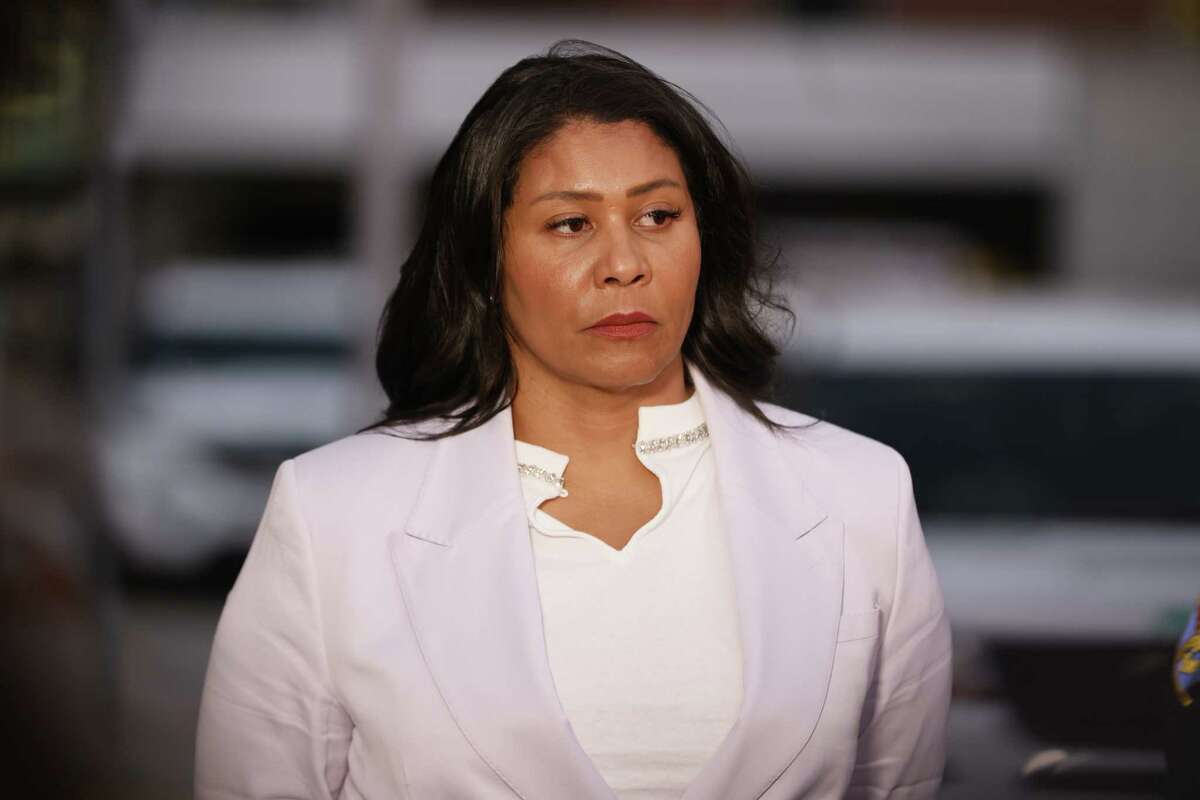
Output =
[{"x1": 359, "y1": 39, "x2": 802, "y2": 440}]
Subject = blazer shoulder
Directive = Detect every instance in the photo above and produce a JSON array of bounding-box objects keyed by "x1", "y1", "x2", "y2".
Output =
[
  {"x1": 285, "y1": 425, "x2": 439, "y2": 541},
  {"x1": 293, "y1": 424, "x2": 435, "y2": 477},
  {"x1": 757, "y1": 398, "x2": 907, "y2": 480},
  {"x1": 756, "y1": 399, "x2": 912, "y2": 542}
]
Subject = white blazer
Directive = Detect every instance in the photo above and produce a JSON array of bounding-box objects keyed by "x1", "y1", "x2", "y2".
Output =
[{"x1": 195, "y1": 362, "x2": 953, "y2": 799}]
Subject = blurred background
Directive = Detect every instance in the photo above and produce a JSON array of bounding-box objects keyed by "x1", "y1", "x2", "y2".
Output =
[{"x1": 2, "y1": 0, "x2": 1199, "y2": 797}]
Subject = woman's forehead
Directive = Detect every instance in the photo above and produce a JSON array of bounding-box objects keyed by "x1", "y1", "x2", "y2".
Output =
[{"x1": 514, "y1": 119, "x2": 685, "y2": 200}]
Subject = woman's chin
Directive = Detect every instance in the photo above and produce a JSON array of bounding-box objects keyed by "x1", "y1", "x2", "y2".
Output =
[{"x1": 574, "y1": 349, "x2": 682, "y2": 391}]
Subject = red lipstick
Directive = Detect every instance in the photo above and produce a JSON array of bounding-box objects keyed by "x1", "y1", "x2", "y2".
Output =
[{"x1": 586, "y1": 311, "x2": 658, "y2": 339}]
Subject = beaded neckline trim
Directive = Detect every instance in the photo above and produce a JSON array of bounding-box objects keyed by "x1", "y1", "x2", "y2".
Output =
[
  {"x1": 516, "y1": 462, "x2": 565, "y2": 492},
  {"x1": 516, "y1": 421, "x2": 710, "y2": 493},
  {"x1": 634, "y1": 421, "x2": 709, "y2": 455}
]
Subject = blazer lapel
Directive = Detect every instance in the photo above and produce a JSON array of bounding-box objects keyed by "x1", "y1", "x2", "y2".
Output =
[
  {"x1": 389, "y1": 361, "x2": 843, "y2": 800},
  {"x1": 391, "y1": 406, "x2": 616, "y2": 799},
  {"x1": 680, "y1": 364, "x2": 844, "y2": 800}
]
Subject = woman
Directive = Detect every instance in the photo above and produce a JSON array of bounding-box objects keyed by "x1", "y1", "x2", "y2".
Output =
[{"x1": 195, "y1": 40, "x2": 952, "y2": 800}]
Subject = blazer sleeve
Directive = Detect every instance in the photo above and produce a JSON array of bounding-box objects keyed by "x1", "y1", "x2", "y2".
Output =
[
  {"x1": 195, "y1": 459, "x2": 353, "y2": 800},
  {"x1": 846, "y1": 450, "x2": 953, "y2": 800}
]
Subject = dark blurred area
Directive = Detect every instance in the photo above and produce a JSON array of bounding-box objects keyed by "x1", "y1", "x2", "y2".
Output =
[{"x1": 2, "y1": 0, "x2": 1199, "y2": 797}]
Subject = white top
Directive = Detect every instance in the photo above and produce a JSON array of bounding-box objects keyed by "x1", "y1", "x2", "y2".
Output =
[{"x1": 513, "y1": 389, "x2": 744, "y2": 799}]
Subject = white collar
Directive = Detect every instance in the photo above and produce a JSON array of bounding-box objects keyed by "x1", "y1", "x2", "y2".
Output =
[{"x1": 512, "y1": 388, "x2": 710, "y2": 545}]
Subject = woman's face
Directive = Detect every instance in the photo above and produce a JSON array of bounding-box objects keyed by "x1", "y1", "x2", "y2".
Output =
[{"x1": 501, "y1": 118, "x2": 702, "y2": 393}]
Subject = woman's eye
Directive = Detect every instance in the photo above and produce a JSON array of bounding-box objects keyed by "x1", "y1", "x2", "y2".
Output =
[
  {"x1": 638, "y1": 208, "x2": 682, "y2": 228},
  {"x1": 549, "y1": 216, "x2": 589, "y2": 234},
  {"x1": 547, "y1": 208, "x2": 681, "y2": 235}
]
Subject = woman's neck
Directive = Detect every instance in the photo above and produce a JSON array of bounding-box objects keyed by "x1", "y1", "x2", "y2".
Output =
[{"x1": 509, "y1": 353, "x2": 691, "y2": 461}]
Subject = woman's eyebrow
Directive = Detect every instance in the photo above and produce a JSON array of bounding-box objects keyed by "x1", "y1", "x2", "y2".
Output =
[
  {"x1": 530, "y1": 178, "x2": 682, "y2": 205},
  {"x1": 627, "y1": 177, "x2": 681, "y2": 197}
]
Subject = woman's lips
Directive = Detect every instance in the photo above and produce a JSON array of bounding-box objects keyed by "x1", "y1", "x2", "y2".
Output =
[
  {"x1": 585, "y1": 321, "x2": 658, "y2": 339},
  {"x1": 585, "y1": 310, "x2": 657, "y2": 339}
]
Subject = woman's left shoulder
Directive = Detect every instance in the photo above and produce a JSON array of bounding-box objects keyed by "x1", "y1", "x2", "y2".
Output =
[
  {"x1": 757, "y1": 400, "x2": 908, "y2": 481},
  {"x1": 756, "y1": 401, "x2": 937, "y2": 615},
  {"x1": 755, "y1": 399, "x2": 914, "y2": 530}
]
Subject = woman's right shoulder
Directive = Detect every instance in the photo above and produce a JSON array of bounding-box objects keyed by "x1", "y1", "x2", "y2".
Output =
[
  {"x1": 283, "y1": 424, "x2": 443, "y2": 540},
  {"x1": 296, "y1": 424, "x2": 438, "y2": 476}
]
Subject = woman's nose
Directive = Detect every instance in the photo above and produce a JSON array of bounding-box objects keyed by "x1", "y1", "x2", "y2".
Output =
[{"x1": 594, "y1": 223, "x2": 650, "y2": 287}]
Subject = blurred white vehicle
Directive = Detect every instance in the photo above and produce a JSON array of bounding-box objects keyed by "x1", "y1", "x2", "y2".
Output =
[
  {"x1": 98, "y1": 261, "x2": 364, "y2": 572},
  {"x1": 778, "y1": 289, "x2": 1200, "y2": 747},
  {"x1": 781, "y1": 291, "x2": 1200, "y2": 640}
]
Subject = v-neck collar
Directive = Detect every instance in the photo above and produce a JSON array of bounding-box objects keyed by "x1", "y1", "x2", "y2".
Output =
[{"x1": 513, "y1": 388, "x2": 709, "y2": 560}]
